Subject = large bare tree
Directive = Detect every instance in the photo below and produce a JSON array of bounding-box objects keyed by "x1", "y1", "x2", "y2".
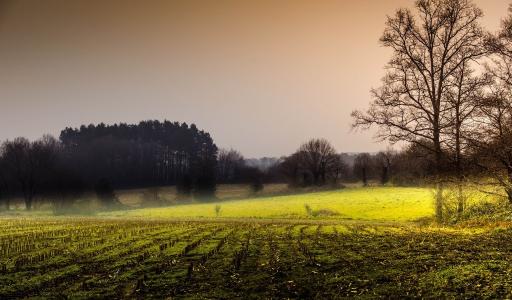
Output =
[
  {"x1": 298, "y1": 138, "x2": 338, "y2": 186},
  {"x1": 279, "y1": 152, "x2": 302, "y2": 187},
  {"x1": 0, "y1": 153, "x2": 11, "y2": 210},
  {"x1": 467, "y1": 8, "x2": 512, "y2": 203},
  {"x1": 471, "y1": 87, "x2": 512, "y2": 202},
  {"x1": 449, "y1": 4, "x2": 512, "y2": 204},
  {"x1": 444, "y1": 62, "x2": 488, "y2": 213},
  {"x1": 353, "y1": 153, "x2": 373, "y2": 187},
  {"x1": 375, "y1": 149, "x2": 397, "y2": 185},
  {"x1": 352, "y1": 0, "x2": 485, "y2": 221},
  {"x1": 1, "y1": 135, "x2": 59, "y2": 210},
  {"x1": 217, "y1": 149, "x2": 245, "y2": 183}
]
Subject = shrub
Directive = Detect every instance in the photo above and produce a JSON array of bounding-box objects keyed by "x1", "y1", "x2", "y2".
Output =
[
  {"x1": 304, "y1": 203, "x2": 340, "y2": 217},
  {"x1": 215, "y1": 205, "x2": 222, "y2": 217},
  {"x1": 441, "y1": 184, "x2": 512, "y2": 224},
  {"x1": 304, "y1": 204, "x2": 313, "y2": 217},
  {"x1": 250, "y1": 178, "x2": 264, "y2": 194}
]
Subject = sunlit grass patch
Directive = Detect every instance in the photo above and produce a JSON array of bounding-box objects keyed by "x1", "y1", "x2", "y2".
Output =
[{"x1": 105, "y1": 187, "x2": 435, "y2": 222}]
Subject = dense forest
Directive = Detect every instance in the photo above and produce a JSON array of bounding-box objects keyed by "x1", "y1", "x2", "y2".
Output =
[
  {"x1": 59, "y1": 120, "x2": 217, "y2": 189},
  {"x1": 0, "y1": 121, "x2": 218, "y2": 210}
]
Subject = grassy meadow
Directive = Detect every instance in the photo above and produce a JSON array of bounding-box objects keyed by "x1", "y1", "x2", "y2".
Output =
[
  {"x1": 108, "y1": 187, "x2": 434, "y2": 221},
  {"x1": 2, "y1": 184, "x2": 512, "y2": 298}
]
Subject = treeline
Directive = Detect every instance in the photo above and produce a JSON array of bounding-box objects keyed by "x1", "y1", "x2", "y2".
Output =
[
  {"x1": 0, "y1": 121, "x2": 217, "y2": 211},
  {"x1": 276, "y1": 139, "x2": 438, "y2": 188},
  {"x1": 0, "y1": 118, "x2": 462, "y2": 213},
  {"x1": 0, "y1": 121, "x2": 437, "y2": 212}
]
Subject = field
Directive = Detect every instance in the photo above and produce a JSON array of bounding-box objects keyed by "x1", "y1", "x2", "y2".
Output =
[
  {"x1": 109, "y1": 187, "x2": 434, "y2": 221},
  {"x1": 1, "y1": 186, "x2": 511, "y2": 298}
]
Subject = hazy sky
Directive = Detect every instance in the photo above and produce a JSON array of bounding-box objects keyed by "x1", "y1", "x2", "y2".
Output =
[{"x1": 0, "y1": 0, "x2": 508, "y2": 157}]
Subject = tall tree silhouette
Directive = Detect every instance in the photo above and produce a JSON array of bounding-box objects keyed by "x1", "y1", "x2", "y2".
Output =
[
  {"x1": 466, "y1": 6, "x2": 512, "y2": 204},
  {"x1": 353, "y1": 153, "x2": 373, "y2": 187},
  {"x1": 352, "y1": 0, "x2": 486, "y2": 221},
  {"x1": 298, "y1": 139, "x2": 338, "y2": 186},
  {"x1": 2, "y1": 136, "x2": 59, "y2": 210},
  {"x1": 0, "y1": 153, "x2": 11, "y2": 210},
  {"x1": 375, "y1": 150, "x2": 396, "y2": 185},
  {"x1": 217, "y1": 149, "x2": 245, "y2": 183}
]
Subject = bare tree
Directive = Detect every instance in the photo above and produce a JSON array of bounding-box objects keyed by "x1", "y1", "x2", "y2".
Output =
[
  {"x1": 217, "y1": 149, "x2": 245, "y2": 183},
  {"x1": 471, "y1": 89, "x2": 512, "y2": 202},
  {"x1": 375, "y1": 149, "x2": 396, "y2": 185},
  {"x1": 331, "y1": 154, "x2": 349, "y2": 185},
  {"x1": 2, "y1": 138, "x2": 34, "y2": 210},
  {"x1": 392, "y1": 142, "x2": 436, "y2": 185},
  {"x1": 2, "y1": 135, "x2": 59, "y2": 210},
  {"x1": 279, "y1": 153, "x2": 302, "y2": 187},
  {"x1": 444, "y1": 62, "x2": 488, "y2": 213},
  {"x1": 470, "y1": 83, "x2": 512, "y2": 203},
  {"x1": 298, "y1": 139, "x2": 338, "y2": 186},
  {"x1": 353, "y1": 153, "x2": 373, "y2": 187},
  {"x1": 352, "y1": 0, "x2": 485, "y2": 221},
  {"x1": 0, "y1": 152, "x2": 11, "y2": 210},
  {"x1": 466, "y1": 6, "x2": 512, "y2": 204}
]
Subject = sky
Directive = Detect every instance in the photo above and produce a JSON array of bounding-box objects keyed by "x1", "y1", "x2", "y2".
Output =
[{"x1": 0, "y1": 0, "x2": 508, "y2": 158}]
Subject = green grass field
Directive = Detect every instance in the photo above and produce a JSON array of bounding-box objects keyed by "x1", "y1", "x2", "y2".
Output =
[
  {"x1": 2, "y1": 186, "x2": 512, "y2": 298},
  {"x1": 107, "y1": 187, "x2": 434, "y2": 221}
]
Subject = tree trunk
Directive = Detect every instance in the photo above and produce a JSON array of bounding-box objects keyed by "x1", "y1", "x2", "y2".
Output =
[
  {"x1": 455, "y1": 112, "x2": 464, "y2": 216},
  {"x1": 507, "y1": 169, "x2": 512, "y2": 205},
  {"x1": 435, "y1": 181, "x2": 444, "y2": 222},
  {"x1": 507, "y1": 189, "x2": 512, "y2": 205},
  {"x1": 362, "y1": 167, "x2": 368, "y2": 187},
  {"x1": 312, "y1": 172, "x2": 320, "y2": 186},
  {"x1": 381, "y1": 166, "x2": 389, "y2": 185},
  {"x1": 434, "y1": 131, "x2": 444, "y2": 223}
]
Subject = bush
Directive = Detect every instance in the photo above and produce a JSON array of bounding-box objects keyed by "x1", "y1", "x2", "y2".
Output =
[
  {"x1": 304, "y1": 204, "x2": 313, "y2": 217},
  {"x1": 461, "y1": 200, "x2": 512, "y2": 222},
  {"x1": 250, "y1": 178, "x2": 264, "y2": 194},
  {"x1": 441, "y1": 184, "x2": 512, "y2": 224},
  {"x1": 304, "y1": 204, "x2": 339, "y2": 217},
  {"x1": 215, "y1": 205, "x2": 222, "y2": 217}
]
